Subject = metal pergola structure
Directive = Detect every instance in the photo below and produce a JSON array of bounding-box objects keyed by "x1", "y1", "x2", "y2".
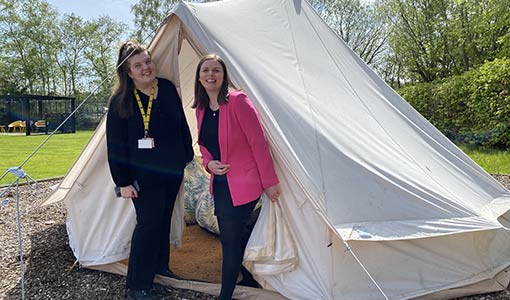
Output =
[{"x1": 0, "y1": 94, "x2": 76, "y2": 135}]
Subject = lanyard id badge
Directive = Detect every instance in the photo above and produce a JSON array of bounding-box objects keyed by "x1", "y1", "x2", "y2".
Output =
[
  {"x1": 135, "y1": 81, "x2": 156, "y2": 149},
  {"x1": 138, "y1": 138, "x2": 155, "y2": 149},
  {"x1": 138, "y1": 129, "x2": 155, "y2": 149}
]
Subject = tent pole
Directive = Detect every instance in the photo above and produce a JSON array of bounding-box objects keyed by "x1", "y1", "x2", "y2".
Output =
[{"x1": 0, "y1": 168, "x2": 39, "y2": 300}]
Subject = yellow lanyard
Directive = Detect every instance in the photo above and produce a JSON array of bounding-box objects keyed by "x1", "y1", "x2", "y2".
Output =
[{"x1": 134, "y1": 80, "x2": 155, "y2": 137}]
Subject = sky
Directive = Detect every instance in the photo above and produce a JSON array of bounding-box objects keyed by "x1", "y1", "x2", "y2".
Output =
[{"x1": 46, "y1": 0, "x2": 137, "y2": 29}]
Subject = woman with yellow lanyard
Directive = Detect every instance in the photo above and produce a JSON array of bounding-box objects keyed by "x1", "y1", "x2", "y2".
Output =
[{"x1": 106, "y1": 40, "x2": 193, "y2": 300}]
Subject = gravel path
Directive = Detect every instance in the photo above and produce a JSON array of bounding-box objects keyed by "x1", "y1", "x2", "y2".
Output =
[{"x1": 1, "y1": 176, "x2": 509, "y2": 300}]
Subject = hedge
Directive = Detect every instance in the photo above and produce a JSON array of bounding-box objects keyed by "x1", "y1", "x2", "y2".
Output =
[{"x1": 398, "y1": 58, "x2": 510, "y2": 148}]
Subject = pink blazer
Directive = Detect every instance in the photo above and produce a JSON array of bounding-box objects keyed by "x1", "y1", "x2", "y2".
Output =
[{"x1": 196, "y1": 90, "x2": 279, "y2": 206}]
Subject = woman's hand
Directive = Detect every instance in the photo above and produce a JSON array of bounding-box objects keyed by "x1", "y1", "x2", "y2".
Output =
[
  {"x1": 120, "y1": 185, "x2": 138, "y2": 199},
  {"x1": 265, "y1": 184, "x2": 281, "y2": 202},
  {"x1": 207, "y1": 160, "x2": 231, "y2": 175}
]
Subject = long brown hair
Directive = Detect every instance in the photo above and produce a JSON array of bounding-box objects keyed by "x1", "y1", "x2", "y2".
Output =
[
  {"x1": 192, "y1": 54, "x2": 230, "y2": 110},
  {"x1": 109, "y1": 40, "x2": 149, "y2": 118}
]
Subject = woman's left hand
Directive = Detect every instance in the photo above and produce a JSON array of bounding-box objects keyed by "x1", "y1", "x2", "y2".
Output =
[
  {"x1": 265, "y1": 184, "x2": 281, "y2": 202},
  {"x1": 207, "y1": 160, "x2": 231, "y2": 175}
]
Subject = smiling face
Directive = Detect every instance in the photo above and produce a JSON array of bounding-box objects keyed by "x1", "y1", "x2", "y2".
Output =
[
  {"x1": 127, "y1": 51, "x2": 156, "y2": 88},
  {"x1": 198, "y1": 59, "x2": 225, "y2": 94}
]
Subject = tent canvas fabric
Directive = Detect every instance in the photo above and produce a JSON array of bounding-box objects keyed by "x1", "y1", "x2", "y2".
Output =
[{"x1": 43, "y1": 0, "x2": 510, "y2": 299}]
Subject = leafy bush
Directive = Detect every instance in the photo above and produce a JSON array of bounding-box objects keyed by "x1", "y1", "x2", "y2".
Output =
[{"x1": 398, "y1": 58, "x2": 510, "y2": 148}]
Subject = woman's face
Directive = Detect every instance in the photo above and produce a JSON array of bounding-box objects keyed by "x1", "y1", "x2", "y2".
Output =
[
  {"x1": 128, "y1": 51, "x2": 156, "y2": 87},
  {"x1": 199, "y1": 59, "x2": 224, "y2": 94}
]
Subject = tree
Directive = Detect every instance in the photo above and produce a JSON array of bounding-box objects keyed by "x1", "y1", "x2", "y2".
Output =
[
  {"x1": 0, "y1": 0, "x2": 60, "y2": 94},
  {"x1": 382, "y1": 0, "x2": 510, "y2": 83},
  {"x1": 498, "y1": 32, "x2": 510, "y2": 58},
  {"x1": 131, "y1": 0, "x2": 178, "y2": 42},
  {"x1": 131, "y1": 0, "x2": 218, "y2": 42},
  {"x1": 384, "y1": 0, "x2": 457, "y2": 82},
  {"x1": 454, "y1": 0, "x2": 510, "y2": 68},
  {"x1": 53, "y1": 14, "x2": 91, "y2": 96},
  {"x1": 23, "y1": 0, "x2": 62, "y2": 94},
  {"x1": 377, "y1": 52, "x2": 406, "y2": 88},
  {"x1": 83, "y1": 16, "x2": 126, "y2": 94},
  {"x1": 0, "y1": 0, "x2": 130, "y2": 130},
  {"x1": 308, "y1": 0, "x2": 389, "y2": 66}
]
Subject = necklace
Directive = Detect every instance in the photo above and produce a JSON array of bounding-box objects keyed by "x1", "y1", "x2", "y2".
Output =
[{"x1": 209, "y1": 104, "x2": 219, "y2": 117}]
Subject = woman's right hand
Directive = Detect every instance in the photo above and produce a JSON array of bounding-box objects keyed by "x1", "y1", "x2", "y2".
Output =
[
  {"x1": 120, "y1": 185, "x2": 138, "y2": 199},
  {"x1": 265, "y1": 184, "x2": 281, "y2": 202},
  {"x1": 207, "y1": 160, "x2": 231, "y2": 175}
]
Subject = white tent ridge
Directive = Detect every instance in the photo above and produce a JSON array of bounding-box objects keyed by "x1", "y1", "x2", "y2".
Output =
[{"x1": 44, "y1": 0, "x2": 510, "y2": 299}]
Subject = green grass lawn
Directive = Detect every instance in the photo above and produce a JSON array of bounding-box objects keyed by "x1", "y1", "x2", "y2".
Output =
[
  {"x1": 0, "y1": 131, "x2": 94, "y2": 185},
  {"x1": 459, "y1": 145, "x2": 510, "y2": 174}
]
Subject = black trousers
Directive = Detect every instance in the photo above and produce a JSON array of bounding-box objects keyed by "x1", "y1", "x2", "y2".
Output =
[
  {"x1": 217, "y1": 201, "x2": 259, "y2": 300},
  {"x1": 126, "y1": 173, "x2": 183, "y2": 290}
]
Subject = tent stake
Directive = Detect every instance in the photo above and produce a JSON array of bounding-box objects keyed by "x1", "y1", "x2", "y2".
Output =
[{"x1": 67, "y1": 260, "x2": 79, "y2": 274}]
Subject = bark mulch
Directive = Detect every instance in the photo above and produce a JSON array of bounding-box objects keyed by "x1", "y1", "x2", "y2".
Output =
[{"x1": 1, "y1": 176, "x2": 509, "y2": 300}]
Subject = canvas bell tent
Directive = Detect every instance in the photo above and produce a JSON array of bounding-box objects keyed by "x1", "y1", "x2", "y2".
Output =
[{"x1": 43, "y1": 0, "x2": 510, "y2": 299}]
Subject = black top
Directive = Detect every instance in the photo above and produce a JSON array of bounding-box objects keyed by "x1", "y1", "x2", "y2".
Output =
[
  {"x1": 106, "y1": 78, "x2": 193, "y2": 188},
  {"x1": 199, "y1": 106, "x2": 221, "y2": 160},
  {"x1": 200, "y1": 106, "x2": 228, "y2": 187}
]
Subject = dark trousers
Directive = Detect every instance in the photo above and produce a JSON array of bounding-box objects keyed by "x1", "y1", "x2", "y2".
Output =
[
  {"x1": 217, "y1": 203, "x2": 259, "y2": 300},
  {"x1": 126, "y1": 173, "x2": 183, "y2": 290}
]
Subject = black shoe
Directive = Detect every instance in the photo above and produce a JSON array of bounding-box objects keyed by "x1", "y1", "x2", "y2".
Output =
[
  {"x1": 127, "y1": 289, "x2": 157, "y2": 300},
  {"x1": 156, "y1": 269, "x2": 184, "y2": 280}
]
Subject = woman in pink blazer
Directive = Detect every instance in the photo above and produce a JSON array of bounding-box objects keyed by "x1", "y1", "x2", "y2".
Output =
[{"x1": 193, "y1": 54, "x2": 280, "y2": 300}]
